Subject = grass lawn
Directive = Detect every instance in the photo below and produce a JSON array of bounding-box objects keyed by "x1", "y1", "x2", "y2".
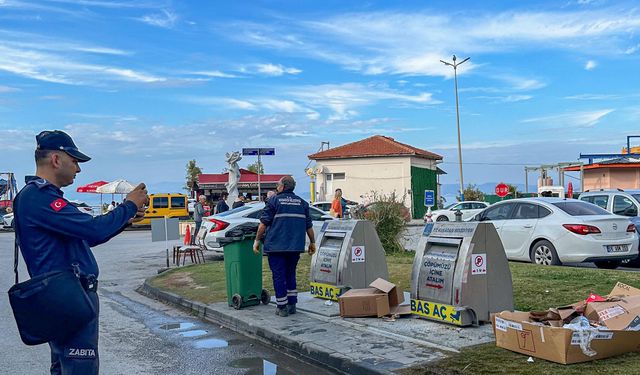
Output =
[{"x1": 149, "y1": 252, "x2": 640, "y2": 374}]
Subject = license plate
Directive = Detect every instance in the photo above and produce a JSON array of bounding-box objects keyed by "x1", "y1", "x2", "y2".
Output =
[{"x1": 605, "y1": 244, "x2": 628, "y2": 253}]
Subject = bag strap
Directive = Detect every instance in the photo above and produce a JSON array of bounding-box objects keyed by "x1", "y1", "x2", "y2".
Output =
[{"x1": 13, "y1": 189, "x2": 21, "y2": 285}]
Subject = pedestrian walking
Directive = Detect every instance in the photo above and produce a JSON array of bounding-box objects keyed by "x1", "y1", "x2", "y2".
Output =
[
  {"x1": 11, "y1": 130, "x2": 148, "y2": 374},
  {"x1": 193, "y1": 195, "x2": 206, "y2": 238},
  {"x1": 215, "y1": 192, "x2": 229, "y2": 214},
  {"x1": 254, "y1": 176, "x2": 315, "y2": 317}
]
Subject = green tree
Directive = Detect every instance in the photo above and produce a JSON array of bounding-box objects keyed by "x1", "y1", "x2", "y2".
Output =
[
  {"x1": 352, "y1": 191, "x2": 408, "y2": 254},
  {"x1": 246, "y1": 161, "x2": 264, "y2": 174},
  {"x1": 185, "y1": 159, "x2": 203, "y2": 193},
  {"x1": 461, "y1": 184, "x2": 484, "y2": 201},
  {"x1": 506, "y1": 183, "x2": 520, "y2": 198}
]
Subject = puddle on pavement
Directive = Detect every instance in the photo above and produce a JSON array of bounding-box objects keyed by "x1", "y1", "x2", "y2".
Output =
[
  {"x1": 159, "y1": 322, "x2": 195, "y2": 331},
  {"x1": 179, "y1": 330, "x2": 208, "y2": 338},
  {"x1": 193, "y1": 338, "x2": 229, "y2": 349},
  {"x1": 229, "y1": 357, "x2": 295, "y2": 375}
]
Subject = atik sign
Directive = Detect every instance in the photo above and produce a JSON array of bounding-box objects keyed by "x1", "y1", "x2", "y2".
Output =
[{"x1": 495, "y1": 183, "x2": 509, "y2": 198}]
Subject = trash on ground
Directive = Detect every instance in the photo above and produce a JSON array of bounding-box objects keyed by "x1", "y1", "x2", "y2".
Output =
[{"x1": 493, "y1": 282, "x2": 640, "y2": 364}]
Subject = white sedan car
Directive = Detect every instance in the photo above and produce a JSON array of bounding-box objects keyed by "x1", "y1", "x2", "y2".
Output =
[
  {"x1": 427, "y1": 201, "x2": 489, "y2": 222},
  {"x1": 2, "y1": 212, "x2": 12, "y2": 228},
  {"x1": 469, "y1": 198, "x2": 638, "y2": 269},
  {"x1": 200, "y1": 202, "x2": 334, "y2": 253}
]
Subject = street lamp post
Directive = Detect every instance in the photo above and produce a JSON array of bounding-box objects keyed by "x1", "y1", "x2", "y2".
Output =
[{"x1": 440, "y1": 55, "x2": 470, "y2": 201}]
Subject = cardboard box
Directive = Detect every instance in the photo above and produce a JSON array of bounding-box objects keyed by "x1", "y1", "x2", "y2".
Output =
[
  {"x1": 493, "y1": 282, "x2": 640, "y2": 364},
  {"x1": 338, "y1": 278, "x2": 405, "y2": 318},
  {"x1": 584, "y1": 282, "x2": 640, "y2": 331}
]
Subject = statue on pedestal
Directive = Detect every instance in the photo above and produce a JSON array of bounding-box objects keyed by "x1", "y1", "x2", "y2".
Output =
[{"x1": 225, "y1": 151, "x2": 242, "y2": 207}]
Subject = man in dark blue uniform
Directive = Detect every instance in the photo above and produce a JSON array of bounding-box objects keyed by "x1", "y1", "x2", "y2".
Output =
[
  {"x1": 254, "y1": 176, "x2": 315, "y2": 317},
  {"x1": 13, "y1": 130, "x2": 148, "y2": 375}
]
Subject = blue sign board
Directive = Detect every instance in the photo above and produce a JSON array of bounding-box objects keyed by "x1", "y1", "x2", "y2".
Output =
[
  {"x1": 424, "y1": 190, "x2": 435, "y2": 207},
  {"x1": 242, "y1": 148, "x2": 275, "y2": 156}
]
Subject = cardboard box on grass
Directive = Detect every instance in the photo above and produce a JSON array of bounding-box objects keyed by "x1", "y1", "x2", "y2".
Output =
[
  {"x1": 338, "y1": 278, "x2": 406, "y2": 318},
  {"x1": 492, "y1": 282, "x2": 640, "y2": 364}
]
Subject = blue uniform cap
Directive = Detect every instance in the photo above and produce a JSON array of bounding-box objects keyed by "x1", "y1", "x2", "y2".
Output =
[{"x1": 36, "y1": 130, "x2": 91, "y2": 162}]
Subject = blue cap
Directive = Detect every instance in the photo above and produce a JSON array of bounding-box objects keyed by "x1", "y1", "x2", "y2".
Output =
[{"x1": 36, "y1": 130, "x2": 91, "y2": 162}]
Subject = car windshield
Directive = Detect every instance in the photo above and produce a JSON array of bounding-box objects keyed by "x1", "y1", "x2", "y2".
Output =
[
  {"x1": 632, "y1": 194, "x2": 640, "y2": 203},
  {"x1": 444, "y1": 203, "x2": 457, "y2": 209},
  {"x1": 552, "y1": 201, "x2": 610, "y2": 216},
  {"x1": 215, "y1": 205, "x2": 255, "y2": 217}
]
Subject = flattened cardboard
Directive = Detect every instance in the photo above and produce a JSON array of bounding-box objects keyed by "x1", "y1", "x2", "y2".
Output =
[
  {"x1": 493, "y1": 311, "x2": 640, "y2": 364},
  {"x1": 585, "y1": 295, "x2": 640, "y2": 331}
]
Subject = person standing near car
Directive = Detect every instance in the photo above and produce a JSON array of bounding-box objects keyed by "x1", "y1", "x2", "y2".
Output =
[
  {"x1": 193, "y1": 195, "x2": 206, "y2": 238},
  {"x1": 12, "y1": 130, "x2": 148, "y2": 375},
  {"x1": 330, "y1": 189, "x2": 343, "y2": 218},
  {"x1": 215, "y1": 192, "x2": 229, "y2": 214},
  {"x1": 254, "y1": 176, "x2": 316, "y2": 317}
]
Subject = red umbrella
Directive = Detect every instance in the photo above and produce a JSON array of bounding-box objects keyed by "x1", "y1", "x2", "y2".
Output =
[
  {"x1": 76, "y1": 180, "x2": 108, "y2": 193},
  {"x1": 567, "y1": 182, "x2": 573, "y2": 198}
]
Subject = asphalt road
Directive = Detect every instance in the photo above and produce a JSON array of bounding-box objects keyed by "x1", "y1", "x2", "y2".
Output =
[{"x1": 0, "y1": 231, "x2": 333, "y2": 375}]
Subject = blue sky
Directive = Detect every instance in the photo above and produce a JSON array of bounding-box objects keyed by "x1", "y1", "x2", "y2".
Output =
[{"x1": 1, "y1": 0, "x2": 640, "y2": 202}]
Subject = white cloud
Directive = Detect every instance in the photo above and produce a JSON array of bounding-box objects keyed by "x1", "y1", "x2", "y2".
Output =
[
  {"x1": 0, "y1": 85, "x2": 19, "y2": 93},
  {"x1": 625, "y1": 44, "x2": 640, "y2": 55},
  {"x1": 522, "y1": 109, "x2": 614, "y2": 127},
  {"x1": 191, "y1": 70, "x2": 237, "y2": 78},
  {"x1": 585, "y1": 60, "x2": 597, "y2": 70},
  {"x1": 137, "y1": 9, "x2": 177, "y2": 28},
  {"x1": 248, "y1": 63, "x2": 302, "y2": 76},
  {"x1": 0, "y1": 43, "x2": 165, "y2": 85},
  {"x1": 227, "y1": 9, "x2": 640, "y2": 77},
  {"x1": 564, "y1": 93, "x2": 620, "y2": 100}
]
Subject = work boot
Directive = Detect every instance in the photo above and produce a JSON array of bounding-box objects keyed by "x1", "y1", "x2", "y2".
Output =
[
  {"x1": 275, "y1": 307, "x2": 289, "y2": 317},
  {"x1": 287, "y1": 304, "x2": 296, "y2": 315}
]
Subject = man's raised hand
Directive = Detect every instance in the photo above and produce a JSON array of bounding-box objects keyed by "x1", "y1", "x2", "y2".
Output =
[{"x1": 126, "y1": 183, "x2": 149, "y2": 209}]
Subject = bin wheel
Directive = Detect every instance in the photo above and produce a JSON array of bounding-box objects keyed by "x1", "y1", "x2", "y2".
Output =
[
  {"x1": 232, "y1": 294, "x2": 243, "y2": 310},
  {"x1": 260, "y1": 289, "x2": 270, "y2": 305}
]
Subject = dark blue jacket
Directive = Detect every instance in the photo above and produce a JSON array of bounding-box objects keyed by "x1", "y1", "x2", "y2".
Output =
[
  {"x1": 14, "y1": 177, "x2": 137, "y2": 278},
  {"x1": 260, "y1": 190, "x2": 312, "y2": 253}
]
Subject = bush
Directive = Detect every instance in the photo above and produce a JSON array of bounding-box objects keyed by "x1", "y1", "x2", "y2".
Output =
[{"x1": 352, "y1": 191, "x2": 407, "y2": 254}]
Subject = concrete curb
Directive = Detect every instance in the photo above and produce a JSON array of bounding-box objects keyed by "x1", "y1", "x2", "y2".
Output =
[{"x1": 138, "y1": 280, "x2": 396, "y2": 375}]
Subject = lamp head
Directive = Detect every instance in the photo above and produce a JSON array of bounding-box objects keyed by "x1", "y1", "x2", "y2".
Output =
[{"x1": 452, "y1": 55, "x2": 457, "y2": 62}]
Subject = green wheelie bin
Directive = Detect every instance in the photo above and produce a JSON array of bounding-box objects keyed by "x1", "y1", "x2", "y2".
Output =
[{"x1": 223, "y1": 234, "x2": 270, "y2": 309}]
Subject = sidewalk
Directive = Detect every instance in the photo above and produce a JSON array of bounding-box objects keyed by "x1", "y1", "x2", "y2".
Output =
[{"x1": 139, "y1": 281, "x2": 495, "y2": 375}]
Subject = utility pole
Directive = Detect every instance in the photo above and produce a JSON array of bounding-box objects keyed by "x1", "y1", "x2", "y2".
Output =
[{"x1": 440, "y1": 55, "x2": 470, "y2": 201}]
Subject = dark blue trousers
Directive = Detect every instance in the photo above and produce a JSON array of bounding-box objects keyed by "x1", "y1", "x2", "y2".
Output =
[
  {"x1": 49, "y1": 292, "x2": 99, "y2": 375},
  {"x1": 267, "y1": 252, "x2": 300, "y2": 308}
]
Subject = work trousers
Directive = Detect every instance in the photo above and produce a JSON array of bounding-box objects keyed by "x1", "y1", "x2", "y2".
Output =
[
  {"x1": 267, "y1": 252, "x2": 300, "y2": 308},
  {"x1": 49, "y1": 292, "x2": 99, "y2": 375}
]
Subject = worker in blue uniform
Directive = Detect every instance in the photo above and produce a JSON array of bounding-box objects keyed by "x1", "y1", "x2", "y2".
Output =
[
  {"x1": 254, "y1": 176, "x2": 316, "y2": 317},
  {"x1": 13, "y1": 130, "x2": 148, "y2": 375}
]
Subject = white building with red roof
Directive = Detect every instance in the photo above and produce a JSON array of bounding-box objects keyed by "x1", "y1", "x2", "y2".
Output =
[{"x1": 308, "y1": 135, "x2": 444, "y2": 219}]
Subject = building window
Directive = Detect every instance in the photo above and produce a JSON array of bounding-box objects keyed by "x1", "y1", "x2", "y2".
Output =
[{"x1": 333, "y1": 173, "x2": 345, "y2": 180}]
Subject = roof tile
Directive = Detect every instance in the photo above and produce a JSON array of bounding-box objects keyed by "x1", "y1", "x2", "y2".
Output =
[{"x1": 307, "y1": 135, "x2": 442, "y2": 160}]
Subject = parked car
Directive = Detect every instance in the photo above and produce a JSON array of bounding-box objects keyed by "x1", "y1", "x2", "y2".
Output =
[
  {"x1": 311, "y1": 200, "x2": 358, "y2": 216},
  {"x1": 188, "y1": 198, "x2": 196, "y2": 214},
  {"x1": 468, "y1": 198, "x2": 639, "y2": 269},
  {"x1": 2, "y1": 212, "x2": 12, "y2": 228},
  {"x1": 200, "y1": 202, "x2": 334, "y2": 253},
  {"x1": 579, "y1": 189, "x2": 640, "y2": 266},
  {"x1": 425, "y1": 201, "x2": 489, "y2": 222}
]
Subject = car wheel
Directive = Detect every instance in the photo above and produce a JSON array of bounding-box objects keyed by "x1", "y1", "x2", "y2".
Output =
[
  {"x1": 530, "y1": 240, "x2": 561, "y2": 266},
  {"x1": 436, "y1": 215, "x2": 449, "y2": 222},
  {"x1": 594, "y1": 260, "x2": 622, "y2": 270}
]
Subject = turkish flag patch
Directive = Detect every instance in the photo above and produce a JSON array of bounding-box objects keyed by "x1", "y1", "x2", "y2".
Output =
[{"x1": 50, "y1": 198, "x2": 67, "y2": 212}]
